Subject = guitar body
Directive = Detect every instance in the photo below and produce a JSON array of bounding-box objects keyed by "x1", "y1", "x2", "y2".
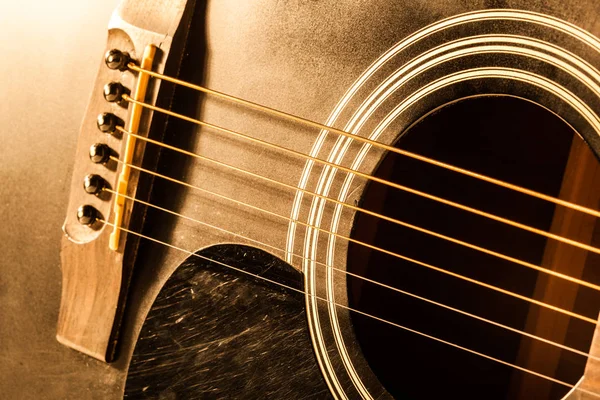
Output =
[{"x1": 4, "y1": 0, "x2": 600, "y2": 399}]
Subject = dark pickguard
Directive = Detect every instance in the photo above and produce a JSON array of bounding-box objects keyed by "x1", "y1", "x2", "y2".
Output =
[{"x1": 124, "y1": 245, "x2": 331, "y2": 399}]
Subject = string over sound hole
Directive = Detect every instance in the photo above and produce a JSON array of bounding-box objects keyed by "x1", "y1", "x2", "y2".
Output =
[{"x1": 347, "y1": 96, "x2": 600, "y2": 400}]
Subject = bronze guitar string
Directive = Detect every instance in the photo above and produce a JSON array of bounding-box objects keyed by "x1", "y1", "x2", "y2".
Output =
[
  {"x1": 120, "y1": 95, "x2": 600, "y2": 259},
  {"x1": 114, "y1": 124, "x2": 600, "y2": 295},
  {"x1": 103, "y1": 186, "x2": 599, "y2": 362},
  {"x1": 97, "y1": 218, "x2": 600, "y2": 398},
  {"x1": 109, "y1": 155, "x2": 597, "y2": 325},
  {"x1": 127, "y1": 63, "x2": 600, "y2": 220},
  {"x1": 111, "y1": 64, "x2": 600, "y2": 394}
]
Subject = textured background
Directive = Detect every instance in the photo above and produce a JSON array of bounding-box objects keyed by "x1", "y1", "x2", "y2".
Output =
[{"x1": 0, "y1": 1, "x2": 121, "y2": 398}]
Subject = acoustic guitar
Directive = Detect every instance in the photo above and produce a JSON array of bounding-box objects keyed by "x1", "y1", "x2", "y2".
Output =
[{"x1": 28, "y1": 0, "x2": 600, "y2": 398}]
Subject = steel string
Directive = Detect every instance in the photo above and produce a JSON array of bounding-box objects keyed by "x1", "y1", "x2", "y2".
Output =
[
  {"x1": 97, "y1": 217, "x2": 600, "y2": 398},
  {"x1": 114, "y1": 125, "x2": 600, "y2": 294},
  {"x1": 127, "y1": 63, "x2": 600, "y2": 220},
  {"x1": 102, "y1": 186, "x2": 599, "y2": 361},
  {"x1": 108, "y1": 154, "x2": 598, "y2": 325},
  {"x1": 120, "y1": 95, "x2": 600, "y2": 259}
]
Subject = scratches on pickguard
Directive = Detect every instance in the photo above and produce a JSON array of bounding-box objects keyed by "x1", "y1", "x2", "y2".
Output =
[{"x1": 125, "y1": 244, "x2": 332, "y2": 399}]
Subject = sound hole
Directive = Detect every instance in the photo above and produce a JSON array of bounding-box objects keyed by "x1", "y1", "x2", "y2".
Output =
[{"x1": 347, "y1": 96, "x2": 600, "y2": 399}]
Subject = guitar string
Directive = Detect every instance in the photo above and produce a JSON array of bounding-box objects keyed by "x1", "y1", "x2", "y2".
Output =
[
  {"x1": 120, "y1": 95, "x2": 600, "y2": 259},
  {"x1": 127, "y1": 63, "x2": 600, "y2": 220},
  {"x1": 108, "y1": 119, "x2": 600, "y2": 395},
  {"x1": 103, "y1": 186, "x2": 599, "y2": 361},
  {"x1": 119, "y1": 61, "x2": 600, "y2": 395},
  {"x1": 110, "y1": 73, "x2": 600, "y2": 387},
  {"x1": 108, "y1": 155, "x2": 597, "y2": 325},
  {"x1": 97, "y1": 217, "x2": 600, "y2": 398},
  {"x1": 114, "y1": 125, "x2": 600, "y2": 295}
]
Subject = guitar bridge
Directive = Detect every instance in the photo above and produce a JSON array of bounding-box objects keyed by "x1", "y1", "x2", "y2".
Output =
[{"x1": 56, "y1": 1, "x2": 193, "y2": 362}]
